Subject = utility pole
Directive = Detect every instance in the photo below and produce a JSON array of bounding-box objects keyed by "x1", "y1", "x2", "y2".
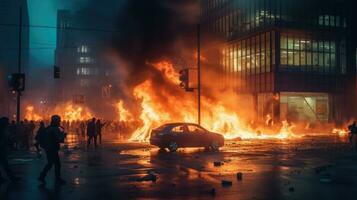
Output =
[
  {"x1": 16, "y1": 6, "x2": 22, "y2": 123},
  {"x1": 197, "y1": 24, "x2": 201, "y2": 125}
]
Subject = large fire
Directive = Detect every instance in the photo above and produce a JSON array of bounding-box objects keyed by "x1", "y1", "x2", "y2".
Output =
[
  {"x1": 114, "y1": 61, "x2": 303, "y2": 142},
  {"x1": 60, "y1": 103, "x2": 93, "y2": 122},
  {"x1": 24, "y1": 102, "x2": 92, "y2": 122},
  {"x1": 25, "y1": 106, "x2": 43, "y2": 121}
]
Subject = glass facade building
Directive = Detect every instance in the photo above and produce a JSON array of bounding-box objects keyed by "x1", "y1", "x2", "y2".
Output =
[{"x1": 201, "y1": 0, "x2": 355, "y2": 123}]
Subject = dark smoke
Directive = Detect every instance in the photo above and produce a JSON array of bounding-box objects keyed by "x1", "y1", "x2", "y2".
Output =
[{"x1": 113, "y1": 0, "x2": 200, "y2": 86}]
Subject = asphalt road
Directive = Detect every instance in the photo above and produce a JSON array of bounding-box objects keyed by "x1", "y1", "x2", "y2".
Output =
[{"x1": 1, "y1": 135, "x2": 357, "y2": 200}]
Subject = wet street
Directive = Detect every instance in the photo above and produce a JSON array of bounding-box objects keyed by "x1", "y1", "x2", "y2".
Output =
[{"x1": 1, "y1": 135, "x2": 357, "y2": 200}]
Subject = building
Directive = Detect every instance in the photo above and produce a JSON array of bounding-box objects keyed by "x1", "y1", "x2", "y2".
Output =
[
  {"x1": 0, "y1": 0, "x2": 29, "y2": 118},
  {"x1": 201, "y1": 0, "x2": 357, "y2": 124},
  {"x1": 55, "y1": 10, "x2": 117, "y2": 117}
]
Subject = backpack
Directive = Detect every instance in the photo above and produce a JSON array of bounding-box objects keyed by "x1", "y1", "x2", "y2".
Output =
[{"x1": 37, "y1": 127, "x2": 50, "y2": 149}]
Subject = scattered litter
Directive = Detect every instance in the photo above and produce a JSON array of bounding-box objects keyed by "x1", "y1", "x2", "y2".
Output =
[
  {"x1": 136, "y1": 172, "x2": 158, "y2": 182},
  {"x1": 320, "y1": 174, "x2": 332, "y2": 183},
  {"x1": 289, "y1": 187, "x2": 295, "y2": 192},
  {"x1": 214, "y1": 162, "x2": 223, "y2": 167},
  {"x1": 236, "y1": 172, "x2": 243, "y2": 181},
  {"x1": 221, "y1": 180, "x2": 232, "y2": 187}
]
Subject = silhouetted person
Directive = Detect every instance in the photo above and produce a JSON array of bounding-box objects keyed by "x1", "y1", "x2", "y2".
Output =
[
  {"x1": 34, "y1": 121, "x2": 46, "y2": 155},
  {"x1": 95, "y1": 119, "x2": 106, "y2": 144},
  {"x1": 29, "y1": 121, "x2": 36, "y2": 146},
  {"x1": 23, "y1": 120, "x2": 31, "y2": 150},
  {"x1": 87, "y1": 118, "x2": 97, "y2": 148},
  {"x1": 16, "y1": 121, "x2": 25, "y2": 149},
  {"x1": 38, "y1": 115, "x2": 66, "y2": 185},
  {"x1": 80, "y1": 121, "x2": 86, "y2": 138},
  {"x1": 0, "y1": 117, "x2": 20, "y2": 183},
  {"x1": 8, "y1": 120, "x2": 16, "y2": 149},
  {"x1": 348, "y1": 121, "x2": 357, "y2": 145}
]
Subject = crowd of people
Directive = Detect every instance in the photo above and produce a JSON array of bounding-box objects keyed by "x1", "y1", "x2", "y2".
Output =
[{"x1": 0, "y1": 115, "x2": 139, "y2": 185}]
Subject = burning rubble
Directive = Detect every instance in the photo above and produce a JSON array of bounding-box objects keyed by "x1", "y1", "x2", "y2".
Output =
[{"x1": 24, "y1": 102, "x2": 93, "y2": 122}]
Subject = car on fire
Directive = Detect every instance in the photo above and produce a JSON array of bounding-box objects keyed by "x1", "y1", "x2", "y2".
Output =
[{"x1": 150, "y1": 123, "x2": 224, "y2": 152}]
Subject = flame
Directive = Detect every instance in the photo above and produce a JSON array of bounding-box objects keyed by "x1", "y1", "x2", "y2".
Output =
[
  {"x1": 25, "y1": 106, "x2": 43, "y2": 121},
  {"x1": 332, "y1": 128, "x2": 349, "y2": 137},
  {"x1": 125, "y1": 60, "x2": 302, "y2": 142},
  {"x1": 24, "y1": 102, "x2": 93, "y2": 122},
  {"x1": 129, "y1": 80, "x2": 171, "y2": 141},
  {"x1": 151, "y1": 61, "x2": 180, "y2": 85},
  {"x1": 116, "y1": 100, "x2": 133, "y2": 122},
  {"x1": 62, "y1": 103, "x2": 92, "y2": 122}
]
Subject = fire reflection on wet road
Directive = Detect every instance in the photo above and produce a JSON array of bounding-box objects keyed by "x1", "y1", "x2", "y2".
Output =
[{"x1": 2, "y1": 136, "x2": 357, "y2": 200}]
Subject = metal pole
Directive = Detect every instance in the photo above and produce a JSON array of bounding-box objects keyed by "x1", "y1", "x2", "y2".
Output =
[
  {"x1": 197, "y1": 24, "x2": 201, "y2": 125},
  {"x1": 16, "y1": 6, "x2": 22, "y2": 123}
]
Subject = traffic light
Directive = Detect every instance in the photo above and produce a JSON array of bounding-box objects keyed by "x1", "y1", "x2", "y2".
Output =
[
  {"x1": 179, "y1": 68, "x2": 194, "y2": 92},
  {"x1": 8, "y1": 73, "x2": 25, "y2": 92},
  {"x1": 179, "y1": 69, "x2": 189, "y2": 89},
  {"x1": 54, "y1": 65, "x2": 60, "y2": 79}
]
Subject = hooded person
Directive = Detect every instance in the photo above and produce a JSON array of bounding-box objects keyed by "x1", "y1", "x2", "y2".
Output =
[{"x1": 38, "y1": 115, "x2": 67, "y2": 185}]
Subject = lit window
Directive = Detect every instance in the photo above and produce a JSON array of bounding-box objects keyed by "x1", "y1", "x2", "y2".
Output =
[
  {"x1": 77, "y1": 45, "x2": 89, "y2": 53},
  {"x1": 79, "y1": 57, "x2": 91, "y2": 64}
]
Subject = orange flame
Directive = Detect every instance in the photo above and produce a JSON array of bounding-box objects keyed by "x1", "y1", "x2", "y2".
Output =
[
  {"x1": 116, "y1": 100, "x2": 133, "y2": 122},
  {"x1": 61, "y1": 103, "x2": 92, "y2": 122},
  {"x1": 332, "y1": 128, "x2": 349, "y2": 137},
  {"x1": 25, "y1": 106, "x2": 43, "y2": 121},
  {"x1": 124, "y1": 60, "x2": 302, "y2": 142}
]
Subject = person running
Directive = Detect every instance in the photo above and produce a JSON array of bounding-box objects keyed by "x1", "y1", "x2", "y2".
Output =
[
  {"x1": 95, "y1": 119, "x2": 106, "y2": 145},
  {"x1": 87, "y1": 118, "x2": 97, "y2": 148},
  {"x1": 0, "y1": 117, "x2": 21, "y2": 183},
  {"x1": 38, "y1": 115, "x2": 67, "y2": 185}
]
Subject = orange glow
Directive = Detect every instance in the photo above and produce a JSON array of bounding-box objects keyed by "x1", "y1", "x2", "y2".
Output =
[
  {"x1": 24, "y1": 102, "x2": 93, "y2": 122},
  {"x1": 25, "y1": 106, "x2": 43, "y2": 121},
  {"x1": 151, "y1": 61, "x2": 180, "y2": 85},
  {"x1": 332, "y1": 128, "x2": 349, "y2": 137},
  {"x1": 116, "y1": 100, "x2": 133, "y2": 122},
  {"x1": 126, "y1": 60, "x2": 302, "y2": 142}
]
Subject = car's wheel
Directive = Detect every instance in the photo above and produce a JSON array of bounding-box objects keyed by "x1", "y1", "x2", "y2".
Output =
[
  {"x1": 168, "y1": 142, "x2": 178, "y2": 152},
  {"x1": 210, "y1": 141, "x2": 220, "y2": 151}
]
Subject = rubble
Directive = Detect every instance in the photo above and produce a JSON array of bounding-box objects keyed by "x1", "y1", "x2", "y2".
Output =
[
  {"x1": 236, "y1": 172, "x2": 243, "y2": 181},
  {"x1": 136, "y1": 172, "x2": 158, "y2": 182},
  {"x1": 221, "y1": 180, "x2": 232, "y2": 187},
  {"x1": 214, "y1": 161, "x2": 223, "y2": 167}
]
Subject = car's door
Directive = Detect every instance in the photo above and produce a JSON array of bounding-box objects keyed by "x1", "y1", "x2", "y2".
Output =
[{"x1": 187, "y1": 124, "x2": 208, "y2": 147}]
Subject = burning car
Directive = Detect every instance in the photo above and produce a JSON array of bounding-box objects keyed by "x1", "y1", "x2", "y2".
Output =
[{"x1": 150, "y1": 123, "x2": 224, "y2": 152}]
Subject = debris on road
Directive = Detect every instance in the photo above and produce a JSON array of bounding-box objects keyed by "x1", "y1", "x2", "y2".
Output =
[
  {"x1": 214, "y1": 161, "x2": 223, "y2": 167},
  {"x1": 236, "y1": 172, "x2": 243, "y2": 181},
  {"x1": 136, "y1": 172, "x2": 158, "y2": 182},
  {"x1": 209, "y1": 188, "x2": 216, "y2": 196},
  {"x1": 221, "y1": 180, "x2": 232, "y2": 187},
  {"x1": 314, "y1": 165, "x2": 332, "y2": 174},
  {"x1": 289, "y1": 187, "x2": 295, "y2": 192}
]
